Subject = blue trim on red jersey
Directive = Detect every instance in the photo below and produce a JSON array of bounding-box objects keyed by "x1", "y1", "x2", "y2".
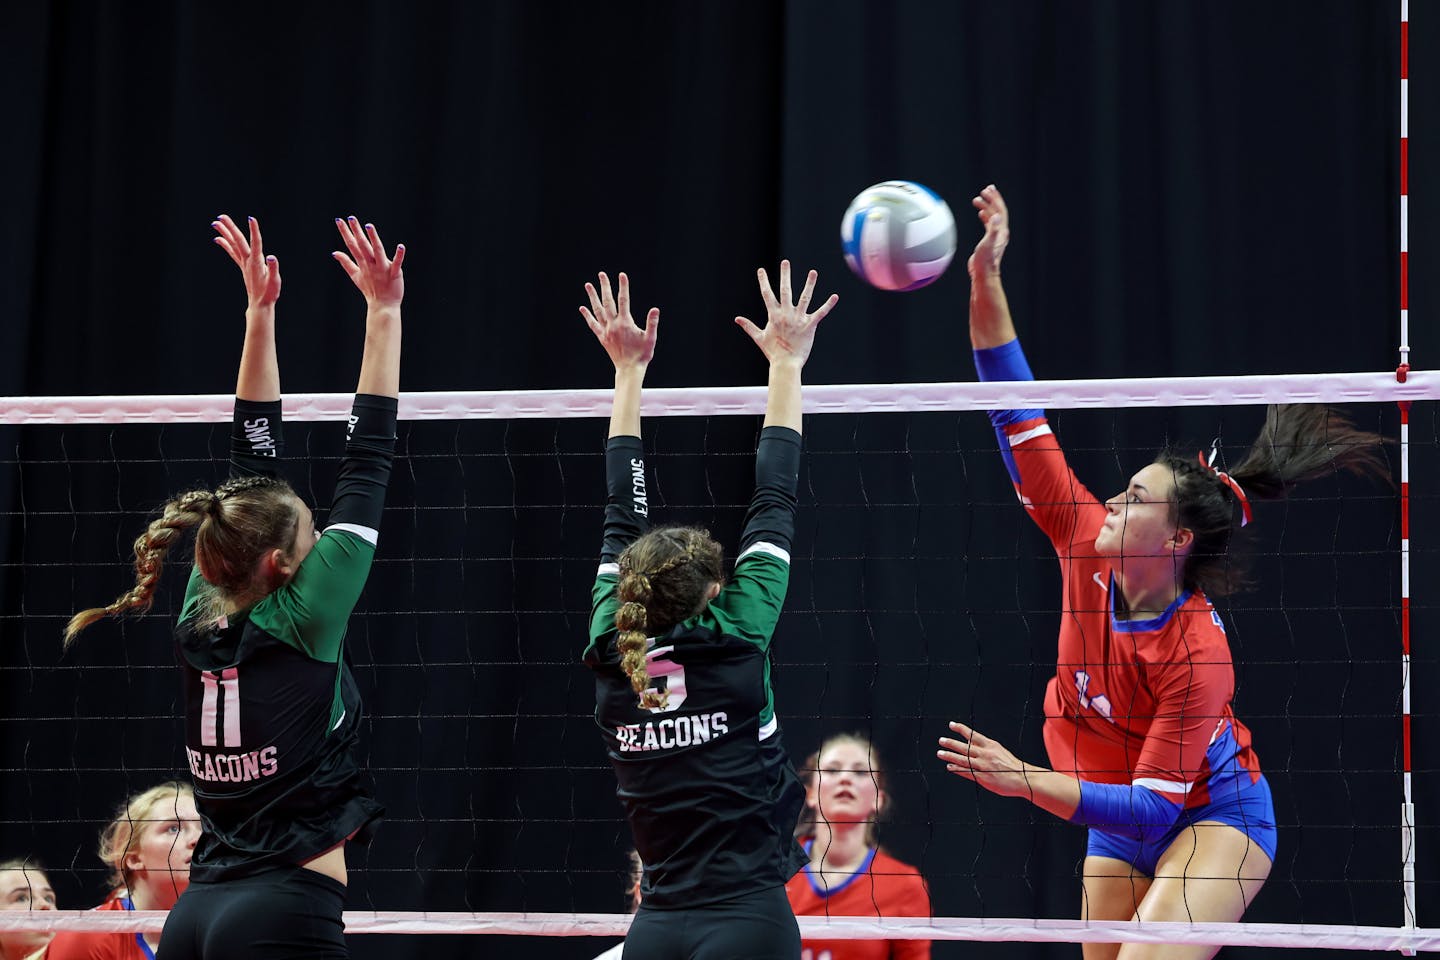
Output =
[
  {"x1": 1110, "y1": 582, "x2": 1194, "y2": 633},
  {"x1": 973, "y1": 339, "x2": 1045, "y2": 427},
  {"x1": 118, "y1": 897, "x2": 156, "y2": 960},
  {"x1": 800, "y1": 839, "x2": 878, "y2": 898}
]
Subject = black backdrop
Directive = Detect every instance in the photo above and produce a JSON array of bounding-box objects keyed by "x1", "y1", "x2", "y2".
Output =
[{"x1": 2, "y1": 3, "x2": 1437, "y2": 958}]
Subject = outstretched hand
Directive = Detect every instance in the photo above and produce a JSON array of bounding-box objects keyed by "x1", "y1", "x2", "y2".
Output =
[
  {"x1": 333, "y1": 216, "x2": 405, "y2": 307},
  {"x1": 967, "y1": 184, "x2": 1010, "y2": 280},
  {"x1": 213, "y1": 215, "x2": 281, "y2": 309},
  {"x1": 937, "y1": 721, "x2": 1039, "y2": 799},
  {"x1": 580, "y1": 272, "x2": 658, "y2": 371},
  {"x1": 735, "y1": 261, "x2": 838, "y2": 367}
]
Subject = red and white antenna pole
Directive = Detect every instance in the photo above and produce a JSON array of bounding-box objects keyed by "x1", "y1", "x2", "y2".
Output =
[{"x1": 1398, "y1": 0, "x2": 1415, "y2": 941}]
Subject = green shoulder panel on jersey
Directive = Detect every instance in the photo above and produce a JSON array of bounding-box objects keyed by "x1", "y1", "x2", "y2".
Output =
[
  {"x1": 247, "y1": 527, "x2": 377, "y2": 663},
  {"x1": 702, "y1": 550, "x2": 789, "y2": 652},
  {"x1": 179, "y1": 565, "x2": 213, "y2": 624},
  {"x1": 586, "y1": 572, "x2": 620, "y2": 658}
]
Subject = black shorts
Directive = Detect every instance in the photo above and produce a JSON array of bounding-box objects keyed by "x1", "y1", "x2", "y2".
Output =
[
  {"x1": 156, "y1": 867, "x2": 348, "y2": 960},
  {"x1": 622, "y1": 885, "x2": 799, "y2": 960}
]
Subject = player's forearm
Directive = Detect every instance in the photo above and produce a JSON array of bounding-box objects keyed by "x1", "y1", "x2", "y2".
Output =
[
  {"x1": 355, "y1": 304, "x2": 402, "y2": 399},
  {"x1": 763, "y1": 358, "x2": 803, "y2": 433},
  {"x1": 235, "y1": 306, "x2": 280, "y2": 403},
  {"x1": 1018, "y1": 764, "x2": 1081, "y2": 821},
  {"x1": 609, "y1": 365, "x2": 645, "y2": 439},
  {"x1": 969, "y1": 273, "x2": 1018, "y2": 350}
]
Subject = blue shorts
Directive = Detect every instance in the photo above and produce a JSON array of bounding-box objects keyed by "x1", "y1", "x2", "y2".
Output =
[{"x1": 1086, "y1": 773, "x2": 1277, "y2": 877}]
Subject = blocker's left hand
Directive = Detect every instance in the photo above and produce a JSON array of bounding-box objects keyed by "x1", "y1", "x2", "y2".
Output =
[{"x1": 937, "y1": 721, "x2": 1041, "y2": 799}]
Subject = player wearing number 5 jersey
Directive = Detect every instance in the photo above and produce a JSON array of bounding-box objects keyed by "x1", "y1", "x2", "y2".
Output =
[
  {"x1": 65, "y1": 214, "x2": 406, "y2": 960},
  {"x1": 581, "y1": 265, "x2": 837, "y2": 960},
  {"x1": 935, "y1": 186, "x2": 1390, "y2": 960}
]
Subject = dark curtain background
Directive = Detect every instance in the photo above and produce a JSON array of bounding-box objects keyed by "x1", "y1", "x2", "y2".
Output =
[{"x1": 1, "y1": 2, "x2": 1435, "y2": 958}]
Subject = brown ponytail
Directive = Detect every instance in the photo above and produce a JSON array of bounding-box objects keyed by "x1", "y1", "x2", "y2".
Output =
[
  {"x1": 613, "y1": 526, "x2": 724, "y2": 708},
  {"x1": 65, "y1": 475, "x2": 300, "y2": 647},
  {"x1": 1159, "y1": 404, "x2": 1390, "y2": 597}
]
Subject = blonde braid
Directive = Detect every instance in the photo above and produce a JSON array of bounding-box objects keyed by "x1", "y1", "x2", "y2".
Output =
[
  {"x1": 612, "y1": 527, "x2": 726, "y2": 709},
  {"x1": 63, "y1": 488, "x2": 216, "y2": 648}
]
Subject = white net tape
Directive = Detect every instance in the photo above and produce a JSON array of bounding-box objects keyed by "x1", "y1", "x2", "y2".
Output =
[
  {"x1": 2, "y1": 912, "x2": 1438, "y2": 950},
  {"x1": 0, "y1": 369, "x2": 1434, "y2": 424}
]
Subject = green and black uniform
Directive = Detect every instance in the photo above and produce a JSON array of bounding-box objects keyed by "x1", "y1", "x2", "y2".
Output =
[
  {"x1": 158, "y1": 395, "x2": 396, "y2": 960},
  {"x1": 585, "y1": 427, "x2": 807, "y2": 960}
]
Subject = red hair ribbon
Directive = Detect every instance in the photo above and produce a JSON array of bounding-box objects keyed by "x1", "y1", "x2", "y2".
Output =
[{"x1": 1198, "y1": 449, "x2": 1252, "y2": 528}]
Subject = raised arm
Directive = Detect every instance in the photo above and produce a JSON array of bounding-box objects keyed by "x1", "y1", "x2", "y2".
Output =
[
  {"x1": 734, "y1": 260, "x2": 838, "y2": 434},
  {"x1": 580, "y1": 272, "x2": 659, "y2": 565},
  {"x1": 249, "y1": 218, "x2": 406, "y2": 662},
  {"x1": 333, "y1": 217, "x2": 404, "y2": 400},
  {"x1": 713, "y1": 263, "x2": 837, "y2": 649},
  {"x1": 968, "y1": 185, "x2": 1017, "y2": 349},
  {"x1": 213, "y1": 214, "x2": 285, "y2": 478},
  {"x1": 326, "y1": 217, "x2": 404, "y2": 540}
]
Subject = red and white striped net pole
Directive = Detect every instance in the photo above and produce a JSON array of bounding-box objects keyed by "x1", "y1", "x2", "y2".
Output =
[{"x1": 1398, "y1": 0, "x2": 1416, "y2": 941}]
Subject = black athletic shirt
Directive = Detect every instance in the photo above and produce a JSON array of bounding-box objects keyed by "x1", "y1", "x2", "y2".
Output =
[
  {"x1": 584, "y1": 427, "x2": 808, "y2": 909},
  {"x1": 176, "y1": 395, "x2": 396, "y2": 882}
]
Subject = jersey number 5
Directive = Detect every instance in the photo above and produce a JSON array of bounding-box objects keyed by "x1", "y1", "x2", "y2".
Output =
[
  {"x1": 643, "y1": 644, "x2": 688, "y2": 714},
  {"x1": 200, "y1": 667, "x2": 242, "y2": 747}
]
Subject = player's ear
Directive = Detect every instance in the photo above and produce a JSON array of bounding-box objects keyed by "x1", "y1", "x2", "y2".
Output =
[
  {"x1": 266, "y1": 547, "x2": 296, "y2": 583},
  {"x1": 1168, "y1": 525, "x2": 1194, "y2": 552},
  {"x1": 705, "y1": 581, "x2": 721, "y2": 602}
]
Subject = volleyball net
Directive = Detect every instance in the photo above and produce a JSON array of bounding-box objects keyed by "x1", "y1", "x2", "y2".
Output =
[{"x1": 0, "y1": 370, "x2": 1434, "y2": 955}]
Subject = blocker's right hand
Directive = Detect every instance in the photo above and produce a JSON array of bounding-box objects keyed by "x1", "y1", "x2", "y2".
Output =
[
  {"x1": 580, "y1": 271, "x2": 659, "y2": 371},
  {"x1": 213, "y1": 214, "x2": 281, "y2": 309},
  {"x1": 967, "y1": 184, "x2": 1010, "y2": 280}
]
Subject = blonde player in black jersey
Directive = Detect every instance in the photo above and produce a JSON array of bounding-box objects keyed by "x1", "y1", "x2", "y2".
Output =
[
  {"x1": 582, "y1": 263, "x2": 837, "y2": 960},
  {"x1": 66, "y1": 213, "x2": 405, "y2": 959}
]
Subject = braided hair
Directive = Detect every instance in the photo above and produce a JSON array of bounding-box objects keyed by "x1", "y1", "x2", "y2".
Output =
[
  {"x1": 64, "y1": 475, "x2": 301, "y2": 646},
  {"x1": 1157, "y1": 404, "x2": 1390, "y2": 597},
  {"x1": 614, "y1": 526, "x2": 724, "y2": 708}
]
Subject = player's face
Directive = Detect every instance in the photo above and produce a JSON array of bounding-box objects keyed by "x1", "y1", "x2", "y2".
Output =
[
  {"x1": 0, "y1": 867, "x2": 56, "y2": 957},
  {"x1": 1096, "y1": 463, "x2": 1183, "y2": 559},
  {"x1": 811, "y1": 741, "x2": 883, "y2": 825},
  {"x1": 127, "y1": 792, "x2": 202, "y2": 901}
]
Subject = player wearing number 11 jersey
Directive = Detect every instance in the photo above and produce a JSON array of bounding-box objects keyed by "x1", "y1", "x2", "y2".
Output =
[
  {"x1": 66, "y1": 214, "x2": 406, "y2": 959},
  {"x1": 580, "y1": 264, "x2": 837, "y2": 960}
]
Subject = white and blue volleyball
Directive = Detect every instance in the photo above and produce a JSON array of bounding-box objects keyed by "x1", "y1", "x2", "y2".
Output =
[{"x1": 840, "y1": 180, "x2": 957, "y2": 291}]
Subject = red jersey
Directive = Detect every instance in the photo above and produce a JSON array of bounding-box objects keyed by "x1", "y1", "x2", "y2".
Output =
[
  {"x1": 45, "y1": 897, "x2": 152, "y2": 960},
  {"x1": 786, "y1": 841, "x2": 930, "y2": 960},
  {"x1": 1003, "y1": 418, "x2": 1262, "y2": 809}
]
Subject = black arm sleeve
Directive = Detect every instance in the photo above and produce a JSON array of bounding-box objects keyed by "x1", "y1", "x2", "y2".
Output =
[
  {"x1": 737, "y1": 426, "x2": 801, "y2": 556},
  {"x1": 229, "y1": 399, "x2": 285, "y2": 479},
  {"x1": 600, "y1": 435, "x2": 651, "y2": 564},
  {"x1": 327, "y1": 394, "x2": 398, "y2": 533}
]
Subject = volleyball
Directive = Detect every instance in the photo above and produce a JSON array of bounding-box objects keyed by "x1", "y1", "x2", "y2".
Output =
[{"x1": 840, "y1": 180, "x2": 957, "y2": 291}]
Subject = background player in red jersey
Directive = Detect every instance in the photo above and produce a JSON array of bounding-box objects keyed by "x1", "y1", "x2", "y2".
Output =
[
  {"x1": 788, "y1": 734, "x2": 930, "y2": 960},
  {"x1": 936, "y1": 186, "x2": 1389, "y2": 960},
  {"x1": 0, "y1": 859, "x2": 56, "y2": 960},
  {"x1": 48, "y1": 782, "x2": 201, "y2": 960}
]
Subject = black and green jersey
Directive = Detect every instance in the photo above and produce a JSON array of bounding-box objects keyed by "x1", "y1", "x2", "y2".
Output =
[
  {"x1": 177, "y1": 395, "x2": 396, "y2": 881},
  {"x1": 584, "y1": 428, "x2": 807, "y2": 909}
]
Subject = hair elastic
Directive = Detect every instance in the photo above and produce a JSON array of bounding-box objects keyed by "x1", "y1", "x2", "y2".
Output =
[{"x1": 1198, "y1": 445, "x2": 1253, "y2": 528}]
